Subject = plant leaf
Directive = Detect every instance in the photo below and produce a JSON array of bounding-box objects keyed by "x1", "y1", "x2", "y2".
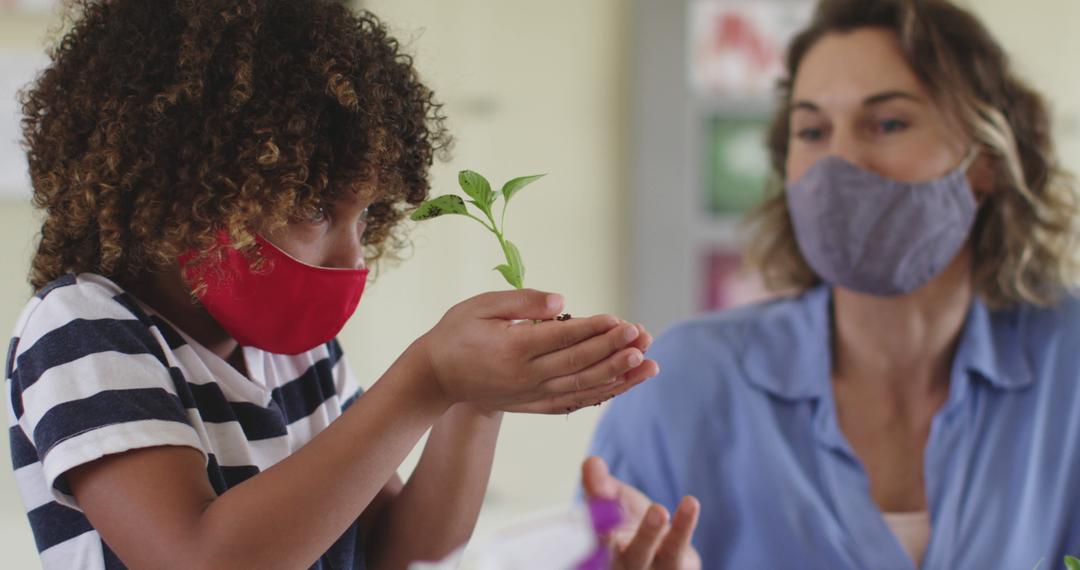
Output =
[
  {"x1": 467, "y1": 199, "x2": 494, "y2": 215},
  {"x1": 459, "y1": 170, "x2": 494, "y2": 211},
  {"x1": 409, "y1": 195, "x2": 469, "y2": 221},
  {"x1": 494, "y1": 263, "x2": 522, "y2": 289},
  {"x1": 1065, "y1": 556, "x2": 1080, "y2": 570},
  {"x1": 501, "y1": 174, "x2": 545, "y2": 204},
  {"x1": 502, "y1": 239, "x2": 525, "y2": 285}
]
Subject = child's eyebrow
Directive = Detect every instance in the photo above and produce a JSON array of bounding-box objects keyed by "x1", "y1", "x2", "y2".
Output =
[{"x1": 347, "y1": 179, "x2": 380, "y2": 200}]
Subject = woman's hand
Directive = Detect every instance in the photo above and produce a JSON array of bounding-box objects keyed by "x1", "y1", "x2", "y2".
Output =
[
  {"x1": 581, "y1": 456, "x2": 702, "y2": 570},
  {"x1": 417, "y1": 289, "x2": 659, "y2": 414}
]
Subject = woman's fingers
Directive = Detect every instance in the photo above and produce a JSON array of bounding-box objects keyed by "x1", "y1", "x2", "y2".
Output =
[
  {"x1": 582, "y1": 459, "x2": 701, "y2": 570},
  {"x1": 619, "y1": 504, "x2": 669, "y2": 570},
  {"x1": 654, "y1": 497, "x2": 701, "y2": 570},
  {"x1": 581, "y1": 456, "x2": 619, "y2": 499}
]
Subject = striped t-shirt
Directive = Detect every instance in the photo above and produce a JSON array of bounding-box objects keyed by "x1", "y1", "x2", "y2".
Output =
[{"x1": 5, "y1": 273, "x2": 366, "y2": 569}]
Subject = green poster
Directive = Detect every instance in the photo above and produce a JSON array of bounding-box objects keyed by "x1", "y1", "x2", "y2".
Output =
[{"x1": 707, "y1": 115, "x2": 771, "y2": 215}]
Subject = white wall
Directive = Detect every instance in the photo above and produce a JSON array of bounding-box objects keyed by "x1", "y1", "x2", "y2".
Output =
[
  {"x1": 0, "y1": 0, "x2": 1078, "y2": 567},
  {"x1": 972, "y1": 0, "x2": 1080, "y2": 170}
]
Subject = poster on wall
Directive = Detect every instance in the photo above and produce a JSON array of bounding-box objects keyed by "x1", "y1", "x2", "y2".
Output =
[
  {"x1": 0, "y1": 0, "x2": 54, "y2": 13},
  {"x1": 701, "y1": 249, "x2": 771, "y2": 311},
  {"x1": 706, "y1": 114, "x2": 771, "y2": 215},
  {"x1": 689, "y1": 0, "x2": 814, "y2": 99}
]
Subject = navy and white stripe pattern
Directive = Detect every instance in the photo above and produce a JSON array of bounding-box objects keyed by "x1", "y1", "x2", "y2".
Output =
[{"x1": 6, "y1": 274, "x2": 365, "y2": 569}]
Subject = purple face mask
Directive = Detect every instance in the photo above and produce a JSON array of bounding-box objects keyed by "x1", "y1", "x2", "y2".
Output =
[{"x1": 785, "y1": 153, "x2": 978, "y2": 297}]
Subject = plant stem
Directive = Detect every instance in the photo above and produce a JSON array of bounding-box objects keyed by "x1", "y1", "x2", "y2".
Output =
[
  {"x1": 465, "y1": 212, "x2": 496, "y2": 233},
  {"x1": 480, "y1": 205, "x2": 520, "y2": 290}
]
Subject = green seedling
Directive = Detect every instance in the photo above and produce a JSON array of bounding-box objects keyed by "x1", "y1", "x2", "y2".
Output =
[
  {"x1": 1034, "y1": 556, "x2": 1080, "y2": 570},
  {"x1": 410, "y1": 170, "x2": 545, "y2": 290}
]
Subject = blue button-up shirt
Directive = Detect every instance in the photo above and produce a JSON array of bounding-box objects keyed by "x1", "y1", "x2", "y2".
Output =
[{"x1": 589, "y1": 285, "x2": 1080, "y2": 569}]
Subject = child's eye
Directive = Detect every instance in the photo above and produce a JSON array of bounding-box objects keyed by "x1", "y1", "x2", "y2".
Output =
[
  {"x1": 357, "y1": 207, "x2": 370, "y2": 237},
  {"x1": 291, "y1": 202, "x2": 328, "y2": 224},
  {"x1": 306, "y1": 206, "x2": 329, "y2": 224}
]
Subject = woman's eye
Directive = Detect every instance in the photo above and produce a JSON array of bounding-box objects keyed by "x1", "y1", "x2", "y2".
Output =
[
  {"x1": 876, "y1": 119, "x2": 909, "y2": 134},
  {"x1": 795, "y1": 127, "x2": 825, "y2": 142}
]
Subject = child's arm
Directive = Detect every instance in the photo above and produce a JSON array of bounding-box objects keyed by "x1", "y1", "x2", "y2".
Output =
[
  {"x1": 65, "y1": 289, "x2": 653, "y2": 569},
  {"x1": 67, "y1": 342, "x2": 450, "y2": 570},
  {"x1": 361, "y1": 404, "x2": 502, "y2": 569},
  {"x1": 362, "y1": 320, "x2": 657, "y2": 568}
]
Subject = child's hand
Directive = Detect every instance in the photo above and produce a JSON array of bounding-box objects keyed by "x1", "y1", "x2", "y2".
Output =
[{"x1": 418, "y1": 289, "x2": 658, "y2": 414}]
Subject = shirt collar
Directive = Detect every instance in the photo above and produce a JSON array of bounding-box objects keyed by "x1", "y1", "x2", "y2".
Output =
[
  {"x1": 736, "y1": 285, "x2": 832, "y2": 401},
  {"x1": 952, "y1": 297, "x2": 1032, "y2": 391},
  {"x1": 736, "y1": 285, "x2": 1033, "y2": 401}
]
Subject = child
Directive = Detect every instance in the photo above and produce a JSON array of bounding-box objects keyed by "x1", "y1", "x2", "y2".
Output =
[{"x1": 5, "y1": 1, "x2": 657, "y2": 568}]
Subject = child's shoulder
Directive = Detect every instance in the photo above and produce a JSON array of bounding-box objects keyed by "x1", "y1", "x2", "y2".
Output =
[
  {"x1": 33, "y1": 272, "x2": 125, "y2": 302},
  {"x1": 11, "y1": 273, "x2": 146, "y2": 348}
]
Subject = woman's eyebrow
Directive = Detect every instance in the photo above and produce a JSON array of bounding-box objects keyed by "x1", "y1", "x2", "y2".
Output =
[
  {"x1": 790, "y1": 90, "x2": 924, "y2": 118},
  {"x1": 788, "y1": 89, "x2": 924, "y2": 117},
  {"x1": 863, "y1": 90, "x2": 924, "y2": 107},
  {"x1": 789, "y1": 100, "x2": 821, "y2": 114}
]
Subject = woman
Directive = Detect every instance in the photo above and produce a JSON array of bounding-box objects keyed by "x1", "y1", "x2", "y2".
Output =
[{"x1": 585, "y1": 0, "x2": 1080, "y2": 568}]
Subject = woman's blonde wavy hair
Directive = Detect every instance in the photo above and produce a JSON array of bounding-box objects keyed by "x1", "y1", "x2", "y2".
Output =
[{"x1": 744, "y1": 0, "x2": 1080, "y2": 308}]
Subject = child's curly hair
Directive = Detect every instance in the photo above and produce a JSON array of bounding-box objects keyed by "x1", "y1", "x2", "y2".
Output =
[{"x1": 22, "y1": 0, "x2": 450, "y2": 291}]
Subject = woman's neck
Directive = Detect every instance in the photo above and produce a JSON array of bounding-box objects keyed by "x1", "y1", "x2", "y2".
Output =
[{"x1": 831, "y1": 248, "x2": 974, "y2": 401}]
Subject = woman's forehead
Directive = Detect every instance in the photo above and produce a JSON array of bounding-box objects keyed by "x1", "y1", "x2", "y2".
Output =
[{"x1": 791, "y1": 27, "x2": 930, "y2": 110}]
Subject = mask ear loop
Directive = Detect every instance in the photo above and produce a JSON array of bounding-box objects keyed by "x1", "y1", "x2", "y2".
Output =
[
  {"x1": 958, "y1": 146, "x2": 980, "y2": 173},
  {"x1": 958, "y1": 146, "x2": 990, "y2": 206}
]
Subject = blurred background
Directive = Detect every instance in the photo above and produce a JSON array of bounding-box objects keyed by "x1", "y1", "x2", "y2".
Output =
[{"x1": 1, "y1": 0, "x2": 1078, "y2": 566}]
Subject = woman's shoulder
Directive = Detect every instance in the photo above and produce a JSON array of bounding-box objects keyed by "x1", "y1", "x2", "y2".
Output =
[
  {"x1": 657, "y1": 286, "x2": 828, "y2": 358},
  {"x1": 648, "y1": 287, "x2": 830, "y2": 389},
  {"x1": 605, "y1": 287, "x2": 831, "y2": 420},
  {"x1": 976, "y1": 292, "x2": 1080, "y2": 398},
  {"x1": 1006, "y1": 291, "x2": 1080, "y2": 343}
]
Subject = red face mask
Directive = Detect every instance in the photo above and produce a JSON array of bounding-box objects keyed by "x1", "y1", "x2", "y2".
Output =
[{"x1": 181, "y1": 232, "x2": 368, "y2": 355}]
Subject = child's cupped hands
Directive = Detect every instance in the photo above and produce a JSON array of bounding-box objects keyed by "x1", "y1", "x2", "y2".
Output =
[{"x1": 416, "y1": 289, "x2": 658, "y2": 414}]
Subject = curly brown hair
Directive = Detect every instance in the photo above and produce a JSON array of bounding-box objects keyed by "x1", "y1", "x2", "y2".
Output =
[
  {"x1": 22, "y1": 0, "x2": 450, "y2": 292},
  {"x1": 744, "y1": 0, "x2": 1080, "y2": 308}
]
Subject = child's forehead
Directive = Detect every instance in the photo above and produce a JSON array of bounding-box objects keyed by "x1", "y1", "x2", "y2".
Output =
[{"x1": 329, "y1": 177, "x2": 381, "y2": 204}]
